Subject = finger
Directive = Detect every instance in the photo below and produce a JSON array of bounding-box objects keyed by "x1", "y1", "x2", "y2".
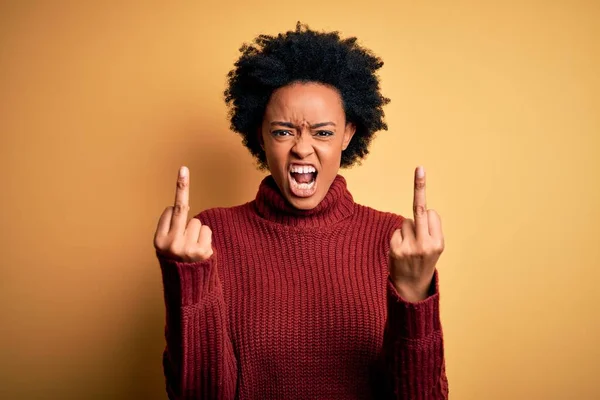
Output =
[
  {"x1": 154, "y1": 207, "x2": 174, "y2": 250},
  {"x1": 198, "y1": 224, "x2": 212, "y2": 247},
  {"x1": 197, "y1": 225, "x2": 213, "y2": 259},
  {"x1": 170, "y1": 166, "x2": 190, "y2": 233},
  {"x1": 413, "y1": 165, "x2": 429, "y2": 239},
  {"x1": 184, "y1": 216, "x2": 202, "y2": 243},
  {"x1": 427, "y1": 209, "x2": 443, "y2": 239},
  {"x1": 390, "y1": 228, "x2": 403, "y2": 248},
  {"x1": 155, "y1": 206, "x2": 174, "y2": 240},
  {"x1": 401, "y1": 218, "x2": 416, "y2": 243}
]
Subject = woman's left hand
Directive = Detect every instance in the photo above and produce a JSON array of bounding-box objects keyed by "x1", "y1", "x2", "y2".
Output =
[{"x1": 389, "y1": 166, "x2": 445, "y2": 303}]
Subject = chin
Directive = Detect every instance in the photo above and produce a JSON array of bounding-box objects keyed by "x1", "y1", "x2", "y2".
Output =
[{"x1": 285, "y1": 193, "x2": 322, "y2": 210}]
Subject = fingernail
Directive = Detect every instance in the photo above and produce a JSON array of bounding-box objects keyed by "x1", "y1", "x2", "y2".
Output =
[
  {"x1": 180, "y1": 166, "x2": 187, "y2": 177},
  {"x1": 417, "y1": 166, "x2": 424, "y2": 178}
]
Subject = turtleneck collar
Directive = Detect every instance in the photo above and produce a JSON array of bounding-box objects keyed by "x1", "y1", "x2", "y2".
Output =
[{"x1": 253, "y1": 174, "x2": 355, "y2": 227}]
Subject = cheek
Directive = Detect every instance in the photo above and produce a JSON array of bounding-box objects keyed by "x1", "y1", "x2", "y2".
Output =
[
  {"x1": 264, "y1": 143, "x2": 288, "y2": 169},
  {"x1": 316, "y1": 143, "x2": 343, "y2": 165}
]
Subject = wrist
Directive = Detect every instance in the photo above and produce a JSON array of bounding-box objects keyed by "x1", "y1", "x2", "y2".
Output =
[
  {"x1": 392, "y1": 283, "x2": 427, "y2": 302},
  {"x1": 391, "y1": 276, "x2": 434, "y2": 303}
]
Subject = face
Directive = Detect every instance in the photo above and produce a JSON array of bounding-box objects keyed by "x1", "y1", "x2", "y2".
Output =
[{"x1": 260, "y1": 82, "x2": 356, "y2": 210}]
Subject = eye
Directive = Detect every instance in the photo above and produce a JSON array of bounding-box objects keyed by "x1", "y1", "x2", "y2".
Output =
[
  {"x1": 315, "y1": 130, "x2": 334, "y2": 137},
  {"x1": 271, "y1": 130, "x2": 293, "y2": 137}
]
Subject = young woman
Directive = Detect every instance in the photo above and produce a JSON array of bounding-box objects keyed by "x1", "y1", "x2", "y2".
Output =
[{"x1": 154, "y1": 23, "x2": 448, "y2": 400}]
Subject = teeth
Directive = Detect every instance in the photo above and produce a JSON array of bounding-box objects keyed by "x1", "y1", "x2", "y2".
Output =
[
  {"x1": 293, "y1": 180, "x2": 315, "y2": 190},
  {"x1": 290, "y1": 165, "x2": 316, "y2": 174}
]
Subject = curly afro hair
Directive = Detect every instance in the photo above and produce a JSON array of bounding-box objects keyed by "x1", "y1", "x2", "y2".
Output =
[{"x1": 224, "y1": 22, "x2": 390, "y2": 169}]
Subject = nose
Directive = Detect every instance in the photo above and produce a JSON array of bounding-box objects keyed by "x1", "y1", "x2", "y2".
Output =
[{"x1": 291, "y1": 132, "x2": 314, "y2": 159}]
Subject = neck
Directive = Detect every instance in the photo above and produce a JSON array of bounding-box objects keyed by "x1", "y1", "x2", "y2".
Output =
[{"x1": 253, "y1": 175, "x2": 355, "y2": 227}]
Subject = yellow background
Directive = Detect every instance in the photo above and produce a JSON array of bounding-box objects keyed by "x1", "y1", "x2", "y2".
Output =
[{"x1": 1, "y1": 1, "x2": 598, "y2": 399}]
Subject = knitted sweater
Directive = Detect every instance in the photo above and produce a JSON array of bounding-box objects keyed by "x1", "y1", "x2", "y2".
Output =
[{"x1": 157, "y1": 175, "x2": 448, "y2": 399}]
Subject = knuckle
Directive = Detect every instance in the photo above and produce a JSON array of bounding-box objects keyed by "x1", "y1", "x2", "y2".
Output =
[
  {"x1": 413, "y1": 204, "x2": 427, "y2": 215},
  {"x1": 198, "y1": 247, "x2": 213, "y2": 260},
  {"x1": 414, "y1": 179, "x2": 426, "y2": 190},
  {"x1": 423, "y1": 241, "x2": 444, "y2": 255},
  {"x1": 182, "y1": 247, "x2": 197, "y2": 261},
  {"x1": 390, "y1": 247, "x2": 405, "y2": 259},
  {"x1": 187, "y1": 246, "x2": 212, "y2": 262},
  {"x1": 415, "y1": 247, "x2": 426, "y2": 257},
  {"x1": 410, "y1": 243, "x2": 426, "y2": 256},
  {"x1": 153, "y1": 236, "x2": 164, "y2": 250},
  {"x1": 167, "y1": 241, "x2": 181, "y2": 256},
  {"x1": 437, "y1": 240, "x2": 445, "y2": 252},
  {"x1": 423, "y1": 246, "x2": 436, "y2": 256},
  {"x1": 173, "y1": 203, "x2": 189, "y2": 215},
  {"x1": 402, "y1": 242, "x2": 414, "y2": 254},
  {"x1": 176, "y1": 177, "x2": 188, "y2": 190}
]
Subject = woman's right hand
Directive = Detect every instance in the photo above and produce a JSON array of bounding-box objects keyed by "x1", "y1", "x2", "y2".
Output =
[{"x1": 154, "y1": 166, "x2": 213, "y2": 262}]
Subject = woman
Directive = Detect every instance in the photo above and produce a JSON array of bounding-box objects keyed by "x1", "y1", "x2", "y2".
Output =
[{"x1": 154, "y1": 23, "x2": 448, "y2": 399}]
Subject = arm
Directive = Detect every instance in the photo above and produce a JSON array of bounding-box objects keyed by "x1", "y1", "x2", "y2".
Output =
[
  {"x1": 158, "y1": 251, "x2": 237, "y2": 400},
  {"x1": 381, "y1": 270, "x2": 448, "y2": 399},
  {"x1": 383, "y1": 166, "x2": 448, "y2": 398},
  {"x1": 154, "y1": 166, "x2": 237, "y2": 399}
]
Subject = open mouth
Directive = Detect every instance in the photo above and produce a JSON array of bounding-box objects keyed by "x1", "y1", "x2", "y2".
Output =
[{"x1": 289, "y1": 164, "x2": 318, "y2": 198}]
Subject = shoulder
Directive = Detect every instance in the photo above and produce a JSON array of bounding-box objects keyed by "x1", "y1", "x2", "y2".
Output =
[
  {"x1": 352, "y1": 202, "x2": 405, "y2": 231},
  {"x1": 192, "y1": 202, "x2": 254, "y2": 227}
]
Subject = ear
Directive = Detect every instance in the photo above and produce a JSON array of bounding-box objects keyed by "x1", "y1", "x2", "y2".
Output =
[{"x1": 342, "y1": 122, "x2": 356, "y2": 151}]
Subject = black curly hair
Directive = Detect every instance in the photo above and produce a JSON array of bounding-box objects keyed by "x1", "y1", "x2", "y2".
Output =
[{"x1": 224, "y1": 22, "x2": 390, "y2": 169}]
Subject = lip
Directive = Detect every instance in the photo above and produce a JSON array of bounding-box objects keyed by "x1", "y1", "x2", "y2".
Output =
[
  {"x1": 287, "y1": 163, "x2": 318, "y2": 198},
  {"x1": 288, "y1": 162, "x2": 317, "y2": 167}
]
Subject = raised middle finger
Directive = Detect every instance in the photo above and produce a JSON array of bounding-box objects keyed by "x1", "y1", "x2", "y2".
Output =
[
  {"x1": 170, "y1": 166, "x2": 190, "y2": 233},
  {"x1": 413, "y1": 165, "x2": 429, "y2": 239}
]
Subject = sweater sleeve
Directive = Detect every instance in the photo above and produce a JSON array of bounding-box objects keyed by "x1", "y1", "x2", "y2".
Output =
[
  {"x1": 157, "y1": 250, "x2": 237, "y2": 400},
  {"x1": 380, "y1": 269, "x2": 449, "y2": 399}
]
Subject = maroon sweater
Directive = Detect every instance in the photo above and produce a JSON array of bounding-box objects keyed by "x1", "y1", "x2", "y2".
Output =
[{"x1": 157, "y1": 175, "x2": 448, "y2": 399}]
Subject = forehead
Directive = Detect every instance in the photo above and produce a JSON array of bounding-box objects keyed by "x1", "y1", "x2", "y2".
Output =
[{"x1": 265, "y1": 82, "x2": 345, "y2": 121}]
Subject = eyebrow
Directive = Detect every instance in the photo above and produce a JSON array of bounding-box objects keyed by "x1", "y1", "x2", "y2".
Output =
[{"x1": 270, "y1": 121, "x2": 336, "y2": 129}]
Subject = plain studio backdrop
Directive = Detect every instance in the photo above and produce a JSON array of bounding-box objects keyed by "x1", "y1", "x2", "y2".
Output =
[{"x1": 1, "y1": 1, "x2": 598, "y2": 399}]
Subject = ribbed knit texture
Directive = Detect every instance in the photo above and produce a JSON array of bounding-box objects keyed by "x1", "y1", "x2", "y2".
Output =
[{"x1": 158, "y1": 175, "x2": 448, "y2": 399}]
